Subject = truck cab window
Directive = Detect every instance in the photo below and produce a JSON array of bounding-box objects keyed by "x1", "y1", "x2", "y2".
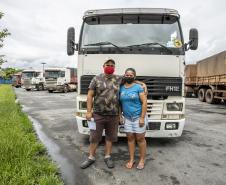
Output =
[{"x1": 81, "y1": 14, "x2": 183, "y2": 54}]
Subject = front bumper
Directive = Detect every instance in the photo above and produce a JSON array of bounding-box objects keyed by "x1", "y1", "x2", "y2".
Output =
[
  {"x1": 75, "y1": 116, "x2": 185, "y2": 138},
  {"x1": 24, "y1": 84, "x2": 36, "y2": 90},
  {"x1": 46, "y1": 85, "x2": 63, "y2": 91}
]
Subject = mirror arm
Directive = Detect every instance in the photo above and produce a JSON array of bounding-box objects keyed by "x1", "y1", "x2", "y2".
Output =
[
  {"x1": 184, "y1": 40, "x2": 193, "y2": 51},
  {"x1": 70, "y1": 40, "x2": 78, "y2": 51}
]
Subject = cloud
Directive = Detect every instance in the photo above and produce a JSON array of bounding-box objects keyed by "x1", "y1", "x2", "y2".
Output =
[{"x1": 0, "y1": 0, "x2": 226, "y2": 69}]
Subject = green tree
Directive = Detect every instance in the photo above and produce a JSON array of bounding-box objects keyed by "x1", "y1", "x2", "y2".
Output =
[
  {"x1": 1, "y1": 68, "x2": 22, "y2": 79},
  {"x1": 0, "y1": 11, "x2": 10, "y2": 68}
]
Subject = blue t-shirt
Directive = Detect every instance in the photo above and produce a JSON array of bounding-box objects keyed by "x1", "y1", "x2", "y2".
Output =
[{"x1": 120, "y1": 84, "x2": 144, "y2": 120}]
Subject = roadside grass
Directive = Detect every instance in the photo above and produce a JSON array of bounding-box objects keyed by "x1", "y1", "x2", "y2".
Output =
[{"x1": 0, "y1": 85, "x2": 64, "y2": 185}]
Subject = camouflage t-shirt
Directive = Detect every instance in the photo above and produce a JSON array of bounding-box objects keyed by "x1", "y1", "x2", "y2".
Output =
[{"x1": 89, "y1": 73, "x2": 122, "y2": 115}]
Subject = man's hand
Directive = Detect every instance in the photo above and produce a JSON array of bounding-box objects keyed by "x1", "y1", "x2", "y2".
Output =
[
  {"x1": 141, "y1": 83, "x2": 148, "y2": 95},
  {"x1": 86, "y1": 112, "x2": 92, "y2": 121},
  {"x1": 139, "y1": 117, "x2": 145, "y2": 127},
  {"x1": 119, "y1": 115, "x2": 124, "y2": 125}
]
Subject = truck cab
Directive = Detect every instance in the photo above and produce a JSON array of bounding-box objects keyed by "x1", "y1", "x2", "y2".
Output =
[
  {"x1": 21, "y1": 70, "x2": 45, "y2": 91},
  {"x1": 12, "y1": 73, "x2": 22, "y2": 88},
  {"x1": 67, "y1": 8, "x2": 198, "y2": 137},
  {"x1": 45, "y1": 67, "x2": 77, "y2": 93}
]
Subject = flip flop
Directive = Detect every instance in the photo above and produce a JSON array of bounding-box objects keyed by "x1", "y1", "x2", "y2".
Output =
[
  {"x1": 125, "y1": 161, "x2": 135, "y2": 169},
  {"x1": 136, "y1": 162, "x2": 145, "y2": 170}
]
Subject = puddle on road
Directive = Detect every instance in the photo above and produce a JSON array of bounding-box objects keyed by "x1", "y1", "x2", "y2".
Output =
[{"x1": 28, "y1": 115, "x2": 76, "y2": 185}]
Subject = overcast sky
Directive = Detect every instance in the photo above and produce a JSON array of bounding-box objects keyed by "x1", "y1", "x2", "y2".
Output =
[{"x1": 0, "y1": 0, "x2": 226, "y2": 70}]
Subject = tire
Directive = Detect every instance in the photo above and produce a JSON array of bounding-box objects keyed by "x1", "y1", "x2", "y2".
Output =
[
  {"x1": 205, "y1": 89, "x2": 214, "y2": 104},
  {"x1": 37, "y1": 84, "x2": 44, "y2": 91},
  {"x1": 48, "y1": 90, "x2": 53, "y2": 93},
  {"x1": 198, "y1": 88, "x2": 206, "y2": 102},
  {"x1": 63, "y1": 85, "x2": 69, "y2": 93},
  {"x1": 26, "y1": 89, "x2": 31, "y2": 91},
  {"x1": 185, "y1": 92, "x2": 193, "y2": 98}
]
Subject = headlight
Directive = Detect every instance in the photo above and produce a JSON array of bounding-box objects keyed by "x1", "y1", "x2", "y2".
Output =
[
  {"x1": 79, "y1": 101, "x2": 87, "y2": 110},
  {"x1": 165, "y1": 122, "x2": 179, "y2": 130},
  {"x1": 57, "y1": 82, "x2": 62, "y2": 85},
  {"x1": 166, "y1": 103, "x2": 183, "y2": 111}
]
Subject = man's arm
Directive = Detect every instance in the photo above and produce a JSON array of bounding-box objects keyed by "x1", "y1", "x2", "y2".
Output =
[
  {"x1": 135, "y1": 80, "x2": 148, "y2": 95},
  {"x1": 118, "y1": 104, "x2": 124, "y2": 124},
  {"x1": 86, "y1": 90, "x2": 95, "y2": 121}
]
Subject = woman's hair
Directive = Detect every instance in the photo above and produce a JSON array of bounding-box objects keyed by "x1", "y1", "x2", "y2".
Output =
[{"x1": 125, "y1": 68, "x2": 136, "y2": 76}]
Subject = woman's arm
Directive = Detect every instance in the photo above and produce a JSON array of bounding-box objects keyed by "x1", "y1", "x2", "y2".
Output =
[{"x1": 139, "y1": 92, "x2": 147, "y2": 127}]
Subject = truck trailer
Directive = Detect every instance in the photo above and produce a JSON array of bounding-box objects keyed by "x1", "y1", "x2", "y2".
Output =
[
  {"x1": 45, "y1": 67, "x2": 77, "y2": 93},
  {"x1": 67, "y1": 8, "x2": 198, "y2": 137},
  {"x1": 21, "y1": 69, "x2": 45, "y2": 91},
  {"x1": 185, "y1": 51, "x2": 226, "y2": 103}
]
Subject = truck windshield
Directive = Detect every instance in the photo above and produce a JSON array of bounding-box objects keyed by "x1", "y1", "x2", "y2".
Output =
[
  {"x1": 81, "y1": 14, "x2": 183, "y2": 53},
  {"x1": 22, "y1": 72, "x2": 35, "y2": 78},
  {"x1": 45, "y1": 71, "x2": 60, "y2": 78}
]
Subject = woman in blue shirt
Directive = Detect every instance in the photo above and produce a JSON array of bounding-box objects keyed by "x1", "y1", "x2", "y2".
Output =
[{"x1": 120, "y1": 68, "x2": 147, "y2": 170}]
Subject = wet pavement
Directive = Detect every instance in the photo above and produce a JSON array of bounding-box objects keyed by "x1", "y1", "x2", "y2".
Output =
[{"x1": 14, "y1": 88, "x2": 226, "y2": 185}]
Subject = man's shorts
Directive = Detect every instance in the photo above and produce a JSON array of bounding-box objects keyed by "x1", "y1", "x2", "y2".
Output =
[
  {"x1": 89, "y1": 113, "x2": 119, "y2": 143},
  {"x1": 124, "y1": 116, "x2": 148, "y2": 134}
]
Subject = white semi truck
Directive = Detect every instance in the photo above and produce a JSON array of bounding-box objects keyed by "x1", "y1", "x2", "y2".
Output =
[
  {"x1": 45, "y1": 67, "x2": 77, "y2": 93},
  {"x1": 21, "y1": 69, "x2": 45, "y2": 91},
  {"x1": 67, "y1": 8, "x2": 198, "y2": 137}
]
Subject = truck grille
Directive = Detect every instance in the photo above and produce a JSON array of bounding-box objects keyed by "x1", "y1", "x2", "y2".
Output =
[
  {"x1": 45, "y1": 79, "x2": 57, "y2": 85},
  {"x1": 147, "y1": 122, "x2": 161, "y2": 130},
  {"x1": 136, "y1": 76, "x2": 182, "y2": 98},
  {"x1": 147, "y1": 102, "x2": 163, "y2": 120},
  {"x1": 80, "y1": 75, "x2": 95, "y2": 94},
  {"x1": 23, "y1": 79, "x2": 31, "y2": 86},
  {"x1": 80, "y1": 75, "x2": 182, "y2": 98}
]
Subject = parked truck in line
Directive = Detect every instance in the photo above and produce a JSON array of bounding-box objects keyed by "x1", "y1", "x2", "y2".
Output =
[
  {"x1": 185, "y1": 51, "x2": 226, "y2": 103},
  {"x1": 21, "y1": 69, "x2": 45, "y2": 91},
  {"x1": 45, "y1": 67, "x2": 77, "y2": 93},
  {"x1": 12, "y1": 72, "x2": 22, "y2": 88},
  {"x1": 67, "y1": 8, "x2": 198, "y2": 137}
]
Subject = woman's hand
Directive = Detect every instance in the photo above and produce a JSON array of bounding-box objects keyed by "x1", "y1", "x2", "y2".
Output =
[{"x1": 139, "y1": 117, "x2": 145, "y2": 127}]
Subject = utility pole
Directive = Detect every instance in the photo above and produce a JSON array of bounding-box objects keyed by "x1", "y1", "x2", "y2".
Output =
[{"x1": 41, "y1": 62, "x2": 46, "y2": 76}]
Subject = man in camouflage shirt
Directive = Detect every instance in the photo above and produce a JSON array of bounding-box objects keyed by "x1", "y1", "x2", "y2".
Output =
[{"x1": 80, "y1": 59, "x2": 146, "y2": 169}]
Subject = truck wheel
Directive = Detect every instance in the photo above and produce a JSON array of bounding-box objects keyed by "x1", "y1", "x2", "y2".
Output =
[
  {"x1": 205, "y1": 89, "x2": 214, "y2": 104},
  {"x1": 48, "y1": 90, "x2": 53, "y2": 93},
  {"x1": 38, "y1": 84, "x2": 44, "y2": 91},
  {"x1": 63, "y1": 85, "x2": 69, "y2": 93},
  {"x1": 198, "y1": 88, "x2": 206, "y2": 102}
]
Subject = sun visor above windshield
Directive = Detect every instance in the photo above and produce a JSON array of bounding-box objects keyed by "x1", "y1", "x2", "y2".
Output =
[{"x1": 84, "y1": 14, "x2": 179, "y2": 25}]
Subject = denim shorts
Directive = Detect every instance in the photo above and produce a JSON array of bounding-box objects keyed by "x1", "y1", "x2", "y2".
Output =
[{"x1": 124, "y1": 116, "x2": 148, "y2": 134}]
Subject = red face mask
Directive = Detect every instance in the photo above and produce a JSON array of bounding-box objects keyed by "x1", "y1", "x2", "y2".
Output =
[{"x1": 104, "y1": 66, "x2": 115, "y2": 75}]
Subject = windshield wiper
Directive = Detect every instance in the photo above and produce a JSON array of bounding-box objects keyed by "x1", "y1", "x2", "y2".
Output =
[
  {"x1": 126, "y1": 42, "x2": 173, "y2": 54},
  {"x1": 84, "y1": 41, "x2": 123, "y2": 52}
]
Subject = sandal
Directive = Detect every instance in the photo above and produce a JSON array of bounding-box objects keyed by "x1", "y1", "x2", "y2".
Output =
[
  {"x1": 136, "y1": 161, "x2": 145, "y2": 170},
  {"x1": 125, "y1": 161, "x2": 135, "y2": 169}
]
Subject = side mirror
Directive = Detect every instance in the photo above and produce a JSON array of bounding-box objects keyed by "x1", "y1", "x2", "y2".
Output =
[
  {"x1": 188, "y1": 28, "x2": 198, "y2": 50},
  {"x1": 67, "y1": 27, "x2": 77, "y2": 55}
]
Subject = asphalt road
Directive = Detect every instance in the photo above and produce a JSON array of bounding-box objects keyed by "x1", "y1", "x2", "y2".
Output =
[{"x1": 14, "y1": 88, "x2": 226, "y2": 185}]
